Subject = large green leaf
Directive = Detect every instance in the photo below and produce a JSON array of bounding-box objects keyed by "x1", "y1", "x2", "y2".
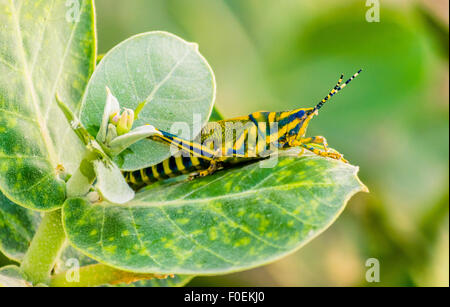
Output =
[
  {"x1": 0, "y1": 191, "x2": 190, "y2": 287},
  {"x1": 63, "y1": 150, "x2": 367, "y2": 274},
  {"x1": 0, "y1": 192, "x2": 190, "y2": 286},
  {"x1": 55, "y1": 246, "x2": 193, "y2": 287},
  {"x1": 80, "y1": 31, "x2": 216, "y2": 171},
  {"x1": 0, "y1": 0, "x2": 96, "y2": 210},
  {"x1": 0, "y1": 191, "x2": 40, "y2": 261}
]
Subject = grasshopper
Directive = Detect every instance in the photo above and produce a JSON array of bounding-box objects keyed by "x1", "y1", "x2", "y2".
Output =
[{"x1": 123, "y1": 70, "x2": 362, "y2": 190}]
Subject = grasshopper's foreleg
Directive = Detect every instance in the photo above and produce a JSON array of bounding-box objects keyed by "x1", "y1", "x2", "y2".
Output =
[
  {"x1": 300, "y1": 143, "x2": 348, "y2": 163},
  {"x1": 289, "y1": 136, "x2": 348, "y2": 163}
]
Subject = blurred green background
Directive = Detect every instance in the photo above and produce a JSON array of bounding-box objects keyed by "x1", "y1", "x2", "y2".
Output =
[{"x1": 59, "y1": 0, "x2": 450, "y2": 286}]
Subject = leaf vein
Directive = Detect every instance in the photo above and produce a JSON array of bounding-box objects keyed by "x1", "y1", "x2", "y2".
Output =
[
  {"x1": 127, "y1": 207, "x2": 164, "y2": 266},
  {"x1": 141, "y1": 49, "x2": 190, "y2": 109},
  {"x1": 29, "y1": 0, "x2": 56, "y2": 75},
  {"x1": 9, "y1": 0, "x2": 58, "y2": 165}
]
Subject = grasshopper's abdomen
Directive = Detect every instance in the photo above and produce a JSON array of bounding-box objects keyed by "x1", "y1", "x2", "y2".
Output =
[{"x1": 123, "y1": 154, "x2": 210, "y2": 190}]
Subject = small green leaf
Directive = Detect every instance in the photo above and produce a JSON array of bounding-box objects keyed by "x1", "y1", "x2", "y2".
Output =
[
  {"x1": 0, "y1": 0, "x2": 96, "y2": 210},
  {"x1": 0, "y1": 265, "x2": 31, "y2": 287},
  {"x1": 96, "y1": 54, "x2": 105, "y2": 66},
  {"x1": 0, "y1": 250, "x2": 15, "y2": 267},
  {"x1": 80, "y1": 31, "x2": 216, "y2": 171},
  {"x1": 209, "y1": 107, "x2": 224, "y2": 121},
  {"x1": 0, "y1": 192, "x2": 40, "y2": 261},
  {"x1": 62, "y1": 151, "x2": 367, "y2": 274}
]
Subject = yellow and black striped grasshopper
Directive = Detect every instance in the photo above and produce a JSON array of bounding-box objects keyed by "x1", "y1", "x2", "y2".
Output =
[{"x1": 123, "y1": 70, "x2": 362, "y2": 191}]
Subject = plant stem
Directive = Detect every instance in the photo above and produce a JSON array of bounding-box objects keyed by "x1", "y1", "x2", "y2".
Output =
[
  {"x1": 20, "y1": 209, "x2": 66, "y2": 285},
  {"x1": 49, "y1": 263, "x2": 169, "y2": 287},
  {"x1": 66, "y1": 149, "x2": 98, "y2": 197}
]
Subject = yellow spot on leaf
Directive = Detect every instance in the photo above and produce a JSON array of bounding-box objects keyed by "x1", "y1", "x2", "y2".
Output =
[
  {"x1": 209, "y1": 228, "x2": 218, "y2": 240},
  {"x1": 234, "y1": 237, "x2": 251, "y2": 247},
  {"x1": 176, "y1": 218, "x2": 189, "y2": 225}
]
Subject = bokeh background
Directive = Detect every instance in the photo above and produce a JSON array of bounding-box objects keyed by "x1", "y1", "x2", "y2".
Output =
[{"x1": 4, "y1": 0, "x2": 445, "y2": 287}]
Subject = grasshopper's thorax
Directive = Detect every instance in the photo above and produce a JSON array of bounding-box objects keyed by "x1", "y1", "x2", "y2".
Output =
[{"x1": 279, "y1": 107, "x2": 315, "y2": 146}]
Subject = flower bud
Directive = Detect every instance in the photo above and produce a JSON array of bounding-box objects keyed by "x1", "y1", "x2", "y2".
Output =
[
  {"x1": 109, "y1": 112, "x2": 120, "y2": 126},
  {"x1": 116, "y1": 108, "x2": 134, "y2": 136}
]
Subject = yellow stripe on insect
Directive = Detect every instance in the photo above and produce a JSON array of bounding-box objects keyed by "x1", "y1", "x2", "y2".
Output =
[
  {"x1": 151, "y1": 165, "x2": 161, "y2": 180},
  {"x1": 277, "y1": 111, "x2": 291, "y2": 121},
  {"x1": 162, "y1": 159, "x2": 175, "y2": 177},
  {"x1": 277, "y1": 124, "x2": 287, "y2": 140},
  {"x1": 129, "y1": 172, "x2": 138, "y2": 185},
  {"x1": 238, "y1": 129, "x2": 250, "y2": 158},
  {"x1": 246, "y1": 125, "x2": 258, "y2": 157},
  {"x1": 140, "y1": 169, "x2": 151, "y2": 184},
  {"x1": 233, "y1": 128, "x2": 247, "y2": 154},
  {"x1": 172, "y1": 135, "x2": 216, "y2": 159},
  {"x1": 191, "y1": 156, "x2": 201, "y2": 169},
  {"x1": 276, "y1": 110, "x2": 296, "y2": 137},
  {"x1": 174, "y1": 155, "x2": 187, "y2": 173},
  {"x1": 268, "y1": 111, "x2": 276, "y2": 123}
]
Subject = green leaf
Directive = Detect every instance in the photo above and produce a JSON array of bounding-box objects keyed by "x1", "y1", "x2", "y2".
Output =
[
  {"x1": 80, "y1": 31, "x2": 216, "y2": 171},
  {"x1": 0, "y1": 265, "x2": 31, "y2": 287},
  {"x1": 0, "y1": 0, "x2": 96, "y2": 210},
  {"x1": 53, "y1": 247, "x2": 192, "y2": 287},
  {"x1": 0, "y1": 192, "x2": 191, "y2": 287},
  {"x1": 56, "y1": 245, "x2": 97, "y2": 272},
  {"x1": 209, "y1": 107, "x2": 224, "y2": 122},
  {"x1": 0, "y1": 191, "x2": 40, "y2": 261},
  {"x1": 62, "y1": 150, "x2": 367, "y2": 274},
  {"x1": 0, "y1": 250, "x2": 15, "y2": 267}
]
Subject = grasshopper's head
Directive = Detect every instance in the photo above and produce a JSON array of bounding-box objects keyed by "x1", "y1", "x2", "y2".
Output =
[{"x1": 287, "y1": 69, "x2": 362, "y2": 142}]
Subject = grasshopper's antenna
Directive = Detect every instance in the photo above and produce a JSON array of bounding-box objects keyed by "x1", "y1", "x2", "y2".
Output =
[{"x1": 311, "y1": 69, "x2": 362, "y2": 113}]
